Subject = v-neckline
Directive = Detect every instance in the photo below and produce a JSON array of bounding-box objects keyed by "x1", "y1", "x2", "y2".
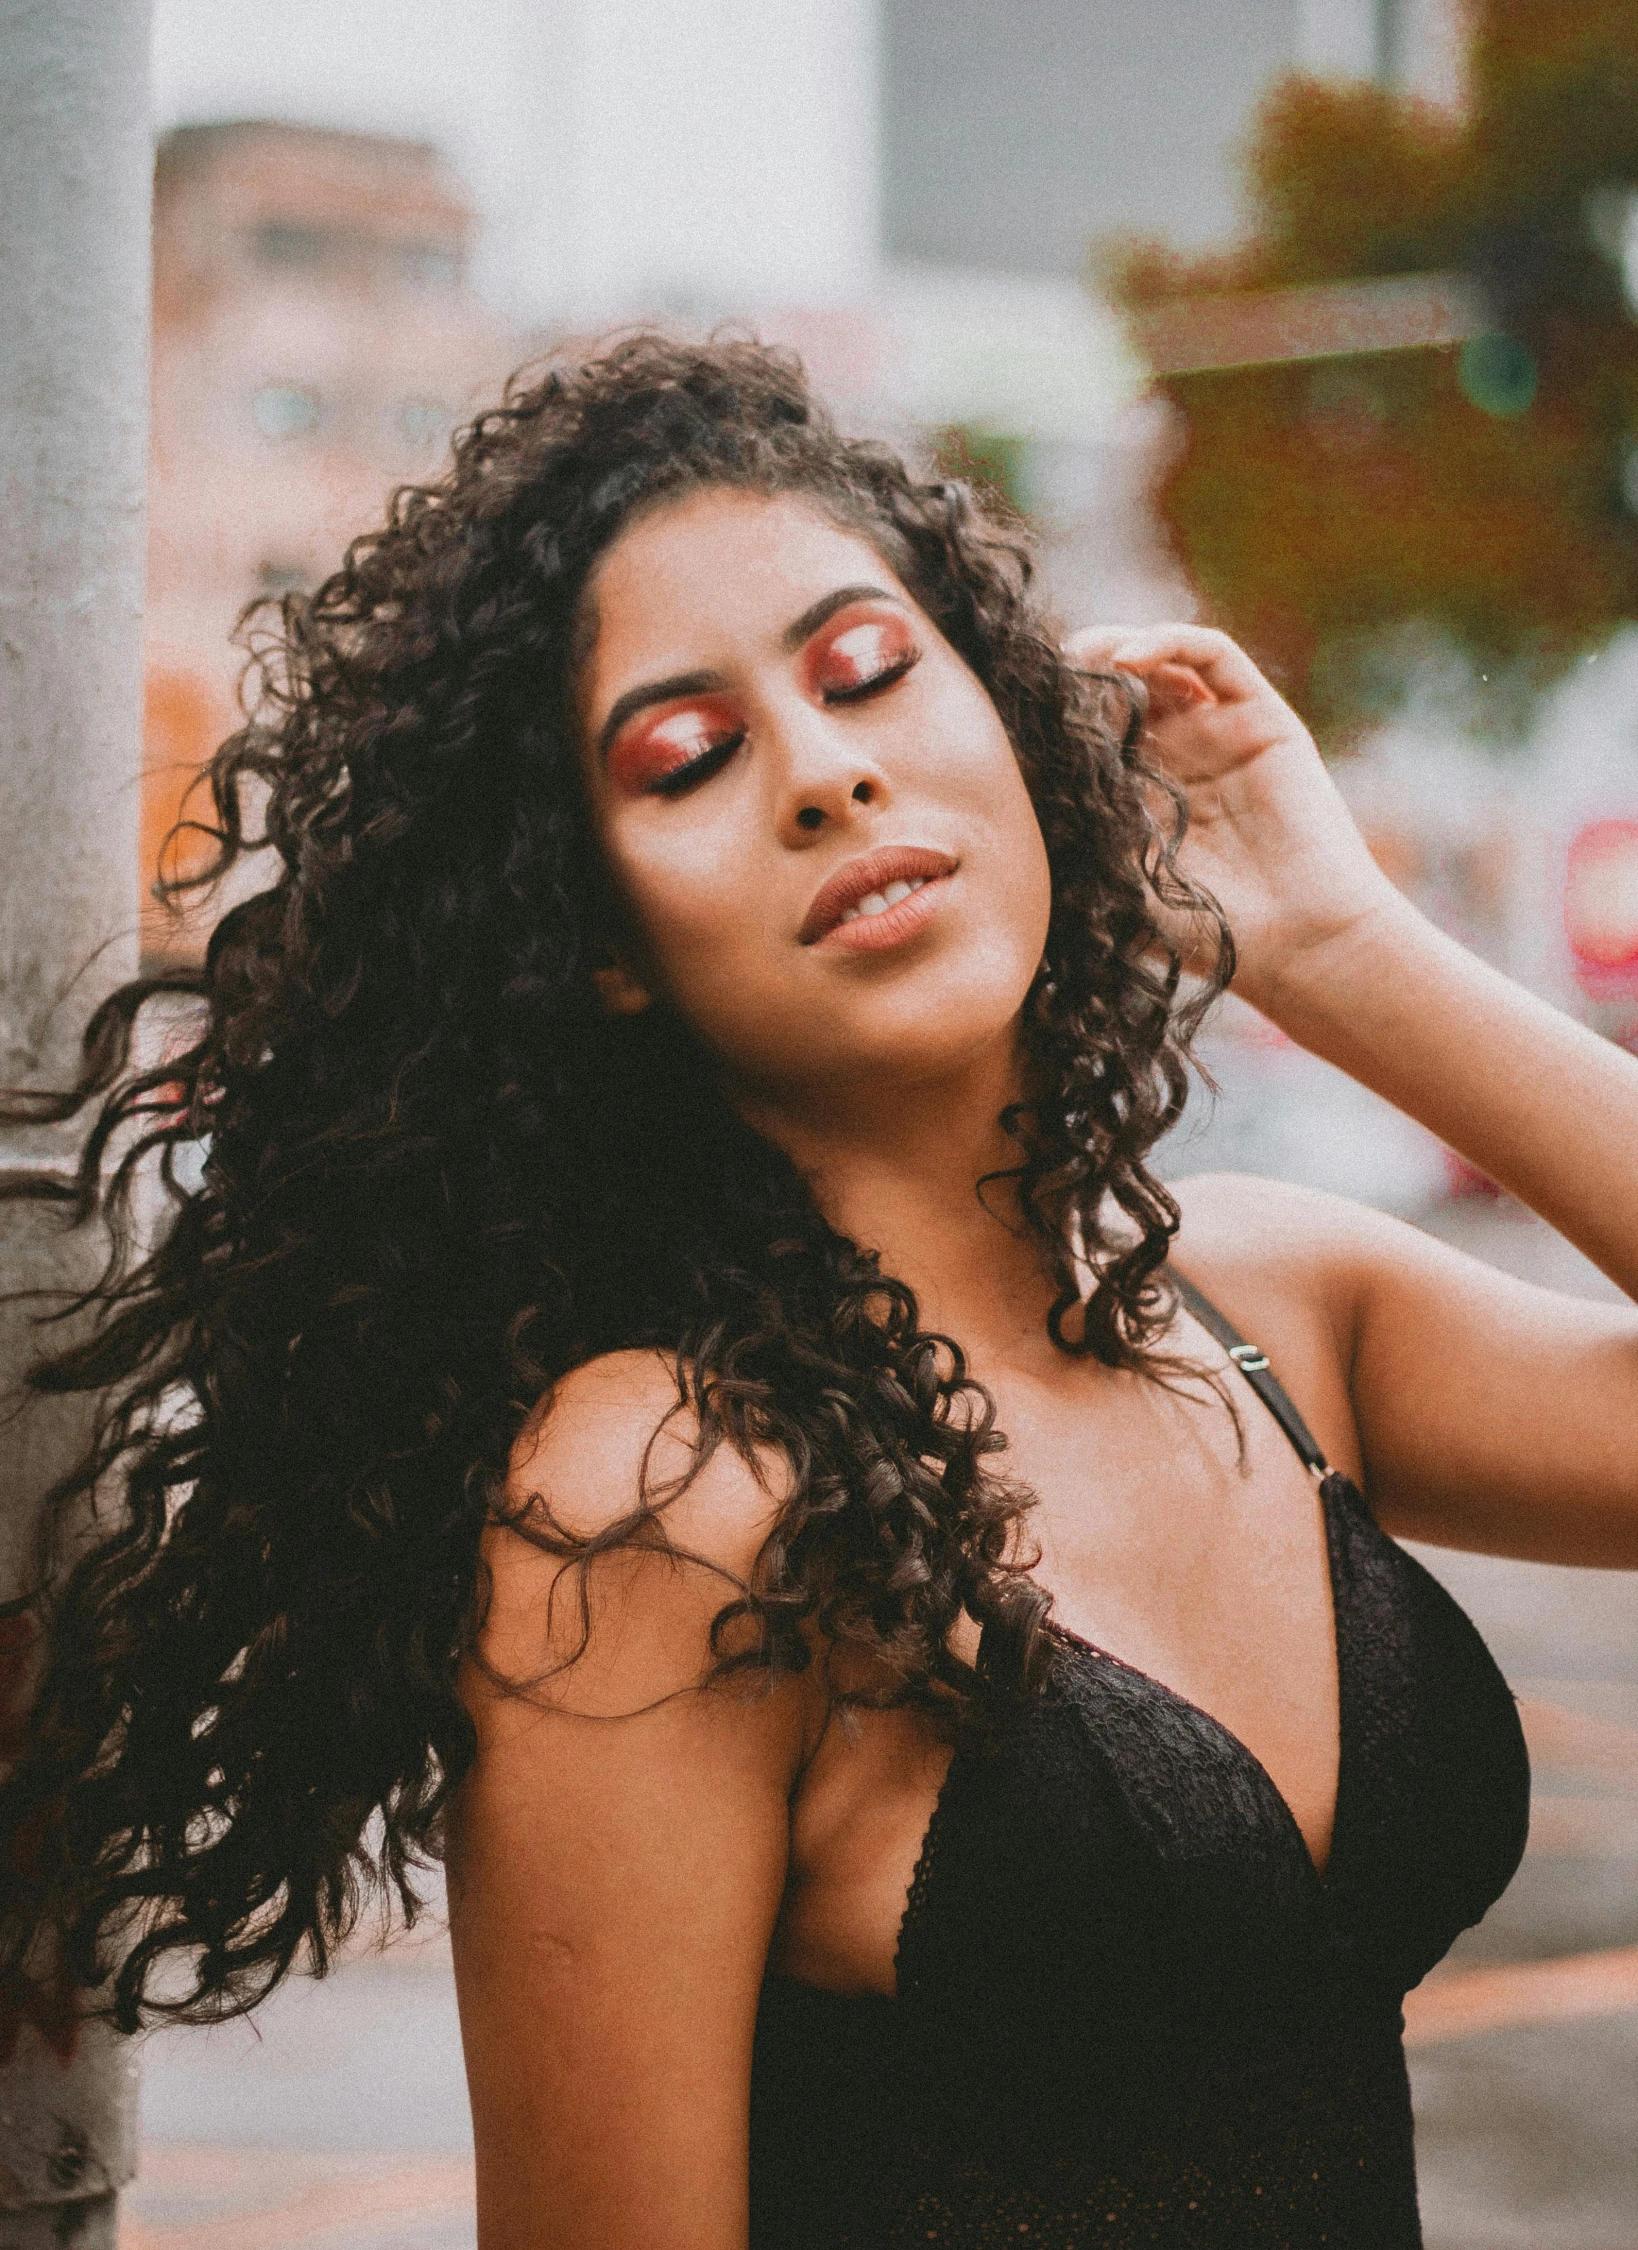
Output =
[
  {"x1": 890, "y1": 1468, "x2": 1355, "y2": 2001},
  {"x1": 1041, "y1": 1438, "x2": 1358, "y2": 1888},
  {"x1": 1040, "y1": 1599, "x2": 1342, "y2": 1888},
  {"x1": 1040, "y1": 1461, "x2": 1353, "y2": 1887}
]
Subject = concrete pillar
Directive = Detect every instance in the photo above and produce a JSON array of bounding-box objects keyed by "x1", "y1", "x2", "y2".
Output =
[{"x1": 0, "y1": 1, "x2": 153, "y2": 2242}]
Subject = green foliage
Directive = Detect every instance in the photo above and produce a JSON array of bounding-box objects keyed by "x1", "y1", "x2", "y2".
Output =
[
  {"x1": 1107, "y1": 0, "x2": 1638, "y2": 739},
  {"x1": 932, "y1": 425, "x2": 1031, "y2": 522}
]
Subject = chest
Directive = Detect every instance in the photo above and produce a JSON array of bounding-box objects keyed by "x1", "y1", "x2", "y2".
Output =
[
  {"x1": 999, "y1": 1377, "x2": 1341, "y2": 1834},
  {"x1": 773, "y1": 1451, "x2": 1531, "y2": 2014},
  {"x1": 775, "y1": 1376, "x2": 1344, "y2": 1997}
]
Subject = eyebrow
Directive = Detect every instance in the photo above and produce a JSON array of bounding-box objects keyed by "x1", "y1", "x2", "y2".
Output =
[
  {"x1": 596, "y1": 668, "x2": 726, "y2": 764},
  {"x1": 595, "y1": 584, "x2": 906, "y2": 763},
  {"x1": 778, "y1": 583, "x2": 902, "y2": 652}
]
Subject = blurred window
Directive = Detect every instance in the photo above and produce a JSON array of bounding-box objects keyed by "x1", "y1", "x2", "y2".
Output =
[
  {"x1": 1620, "y1": 435, "x2": 1638, "y2": 517},
  {"x1": 251, "y1": 222, "x2": 336, "y2": 268},
  {"x1": 397, "y1": 242, "x2": 462, "y2": 290},
  {"x1": 1584, "y1": 182, "x2": 1638, "y2": 318},
  {"x1": 393, "y1": 397, "x2": 451, "y2": 451},
  {"x1": 257, "y1": 561, "x2": 309, "y2": 596},
  {"x1": 252, "y1": 383, "x2": 321, "y2": 440}
]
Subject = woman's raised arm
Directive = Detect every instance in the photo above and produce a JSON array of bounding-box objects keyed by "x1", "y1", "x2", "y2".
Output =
[
  {"x1": 448, "y1": 1352, "x2": 810, "y2": 2250},
  {"x1": 1071, "y1": 623, "x2": 1638, "y2": 1568}
]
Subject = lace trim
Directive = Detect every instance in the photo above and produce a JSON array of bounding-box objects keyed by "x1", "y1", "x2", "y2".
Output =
[{"x1": 892, "y1": 1746, "x2": 961, "y2": 2001}]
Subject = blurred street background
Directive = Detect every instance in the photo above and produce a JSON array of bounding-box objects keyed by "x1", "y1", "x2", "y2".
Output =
[{"x1": 104, "y1": 0, "x2": 1638, "y2": 2241}]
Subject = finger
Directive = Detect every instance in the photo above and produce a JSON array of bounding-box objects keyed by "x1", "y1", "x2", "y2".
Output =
[
  {"x1": 1064, "y1": 633, "x2": 1217, "y2": 723},
  {"x1": 1147, "y1": 661, "x2": 1214, "y2": 713},
  {"x1": 1068, "y1": 623, "x2": 1267, "y2": 706},
  {"x1": 1062, "y1": 627, "x2": 1133, "y2": 671}
]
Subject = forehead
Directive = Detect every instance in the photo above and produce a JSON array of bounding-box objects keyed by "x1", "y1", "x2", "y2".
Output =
[{"x1": 582, "y1": 488, "x2": 909, "y2": 702}]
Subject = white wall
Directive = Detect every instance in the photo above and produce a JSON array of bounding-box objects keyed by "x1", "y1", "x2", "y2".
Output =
[
  {"x1": 1297, "y1": 0, "x2": 1382, "y2": 79},
  {"x1": 504, "y1": 0, "x2": 877, "y2": 316},
  {"x1": 1298, "y1": 0, "x2": 1469, "y2": 107}
]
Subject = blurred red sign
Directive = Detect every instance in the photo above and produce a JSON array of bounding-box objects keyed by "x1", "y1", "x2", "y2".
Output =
[{"x1": 1565, "y1": 819, "x2": 1638, "y2": 995}]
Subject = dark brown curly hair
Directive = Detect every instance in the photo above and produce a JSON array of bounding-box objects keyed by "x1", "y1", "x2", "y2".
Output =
[{"x1": 0, "y1": 333, "x2": 1229, "y2": 2032}]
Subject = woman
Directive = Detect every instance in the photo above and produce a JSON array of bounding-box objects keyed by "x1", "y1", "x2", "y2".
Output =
[{"x1": 4, "y1": 335, "x2": 1636, "y2": 2247}]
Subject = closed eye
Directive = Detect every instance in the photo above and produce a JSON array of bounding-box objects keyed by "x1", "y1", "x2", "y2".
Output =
[
  {"x1": 646, "y1": 729, "x2": 747, "y2": 798},
  {"x1": 820, "y1": 647, "x2": 920, "y2": 706}
]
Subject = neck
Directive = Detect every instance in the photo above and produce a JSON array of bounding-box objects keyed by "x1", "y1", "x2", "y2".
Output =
[{"x1": 731, "y1": 1035, "x2": 1063, "y2": 1369}]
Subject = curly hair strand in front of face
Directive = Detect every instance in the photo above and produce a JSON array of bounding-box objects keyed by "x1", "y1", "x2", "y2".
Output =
[{"x1": 0, "y1": 333, "x2": 1229, "y2": 2031}]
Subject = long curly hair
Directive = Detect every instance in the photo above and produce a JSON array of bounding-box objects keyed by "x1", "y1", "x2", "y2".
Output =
[{"x1": 0, "y1": 334, "x2": 1229, "y2": 2031}]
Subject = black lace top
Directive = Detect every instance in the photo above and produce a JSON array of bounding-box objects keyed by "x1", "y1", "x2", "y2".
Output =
[{"x1": 749, "y1": 1280, "x2": 1531, "y2": 2248}]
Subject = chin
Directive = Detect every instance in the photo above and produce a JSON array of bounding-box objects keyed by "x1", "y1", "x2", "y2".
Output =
[{"x1": 771, "y1": 968, "x2": 1036, "y2": 1093}]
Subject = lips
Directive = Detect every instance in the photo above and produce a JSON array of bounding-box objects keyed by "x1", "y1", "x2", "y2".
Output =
[{"x1": 797, "y1": 844, "x2": 958, "y2": 946}]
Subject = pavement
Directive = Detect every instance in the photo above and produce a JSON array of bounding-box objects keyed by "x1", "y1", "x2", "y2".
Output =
[{"x1": 119, "y1": 1198, "x2": 1638, "y2": 2250}]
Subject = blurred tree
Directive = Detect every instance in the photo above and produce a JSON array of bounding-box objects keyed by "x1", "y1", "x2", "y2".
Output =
[
  {"x1": 931, "y1": 425, "x2": 1031, "y2": 523},
  {"x1": 1106, "y1": 0, "x2": 1638, "y2": 739}
]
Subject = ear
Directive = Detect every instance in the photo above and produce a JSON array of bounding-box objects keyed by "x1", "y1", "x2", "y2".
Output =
[{"x1": 591, "y1": 960, "x2": 654, "y2": 1017}]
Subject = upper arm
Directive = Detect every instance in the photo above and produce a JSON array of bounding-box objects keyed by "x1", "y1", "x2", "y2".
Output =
[
  {"x1": 1173, "y1": 1172, "x2": 1638, "y2": 1568},
  {"x1": 447, "y1": 1353, "x2": 810, "y2": 2250}
]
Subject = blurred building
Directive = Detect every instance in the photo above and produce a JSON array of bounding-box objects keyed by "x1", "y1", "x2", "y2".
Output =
[
  {"x1": 143, "y1": 121, "x2": 517, "y2": 956},
  {"x1": 141, "y1": 5, "x2": 1593, "y2": 1225},
  {"x1": 140, "y1": 4, "x2": 1476, "y2": 684},
  {"x1": 147, "y1": 2, "x2": 1469, "y2": 431}
]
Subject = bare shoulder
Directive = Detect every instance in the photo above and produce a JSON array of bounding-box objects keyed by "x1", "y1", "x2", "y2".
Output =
[
  {"x1": 477, "y1": 1348, "x2": 793, "y2": 1715},
  {"x1": 1170, "y1": 1165, "x2": 1473, "y2": 1335},
  {"x1": 452, "y1": 1348, "x2": 805, "y2": 2244},
  {"x1": 1171, "y1": 1168, "x2": 1401, "y2": 1311},
  {"x1": 504, "y1": 1346, "x2": 784, "y2": 1554},
  {"x1": 1167, "y1": 1171, "x2": 1413, "y2": 1479}
]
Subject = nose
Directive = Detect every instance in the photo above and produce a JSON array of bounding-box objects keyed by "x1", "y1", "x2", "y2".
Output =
[{"x1": 771, "y1": 705, "x2": 890, "y2": 847}]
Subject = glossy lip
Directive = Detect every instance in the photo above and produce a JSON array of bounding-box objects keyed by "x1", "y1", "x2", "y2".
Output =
[{"x1": 798, "y1": 844, "x2": 958, "y2": 948}]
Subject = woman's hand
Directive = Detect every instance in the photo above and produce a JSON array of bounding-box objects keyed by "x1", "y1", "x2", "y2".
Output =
[{"x1": 1064, "y1": 623, "x2": 1403, "y2": 1021}]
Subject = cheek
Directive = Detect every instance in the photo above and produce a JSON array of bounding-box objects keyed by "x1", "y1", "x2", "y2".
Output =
[
  {"x1": 945, "y1": 705, "x2": 1054, "y2": 966},
  {"x1": 935, "y1": 685, "x2": 1050, "y2": 875},
  {"x1": 598, "y1": 819, "x2": 771, "y2": 994},
  {"x1": 993, "y1": 795, "x2": 1055, "y2": 969}
]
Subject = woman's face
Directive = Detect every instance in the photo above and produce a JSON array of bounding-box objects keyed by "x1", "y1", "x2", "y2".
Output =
[{"x1": 576, "y1": 488, "x2": 1054, "y2": 1107}]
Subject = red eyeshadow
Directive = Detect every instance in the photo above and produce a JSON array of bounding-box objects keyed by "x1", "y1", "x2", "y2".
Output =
[
  {"x1": 806, "y1": 609, "x2": 917, "y2": 698},
  {"x1": 607, "y1": 695, "x2": 744, "y2": 793}
]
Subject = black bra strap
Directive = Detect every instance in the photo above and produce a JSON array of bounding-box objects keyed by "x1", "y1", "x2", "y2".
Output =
[{"x1": 1169, "y1": 1270, "x2": 1330, "y2": 1480}]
